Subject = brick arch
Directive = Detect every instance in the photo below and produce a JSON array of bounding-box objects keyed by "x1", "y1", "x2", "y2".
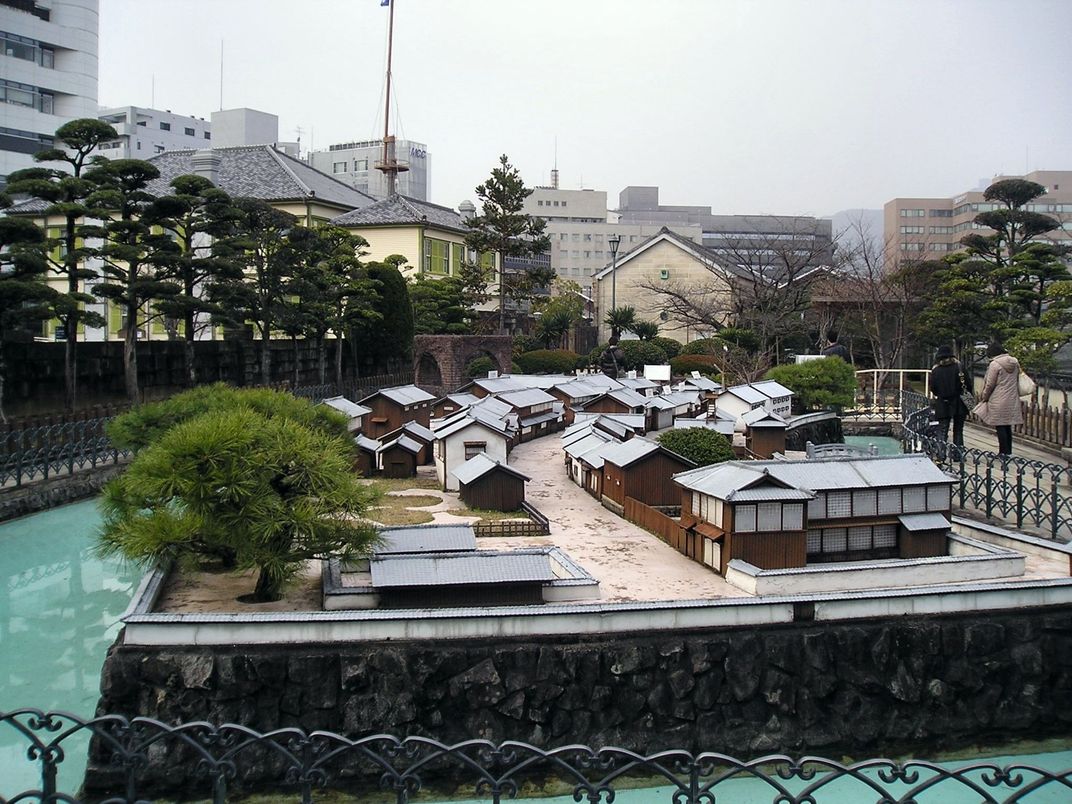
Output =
[{"x1": 412, "y1": 335, "x2": 513, "y2": 397}]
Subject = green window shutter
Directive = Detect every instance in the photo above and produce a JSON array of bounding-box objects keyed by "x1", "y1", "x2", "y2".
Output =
[
  {"x1": 109, "y1": 302, "x2": 122, "y2": 336},
  {"x1": 451, "y1": 242, "x2": 464, "y2": 276}
]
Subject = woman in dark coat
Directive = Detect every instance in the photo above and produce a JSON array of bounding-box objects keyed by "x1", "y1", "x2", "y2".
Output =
[{"x1": 930, "y1": 344, "x2": 970, "y2": 447}]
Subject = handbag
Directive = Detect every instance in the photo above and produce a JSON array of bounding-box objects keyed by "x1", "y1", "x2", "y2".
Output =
[
  {"x1": 971, "y1": 400, "x2": 992, "y2": 425},
  {"x1": 1018, "y1": 370, "x2": 1036, "y2": 399}
]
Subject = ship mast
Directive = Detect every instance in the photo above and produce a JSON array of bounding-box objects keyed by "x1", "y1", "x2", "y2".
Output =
[{"x1": 377, "y1": 0, "x2": 408, "y2": 197}]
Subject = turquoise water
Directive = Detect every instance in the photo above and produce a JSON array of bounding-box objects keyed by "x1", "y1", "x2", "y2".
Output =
[
  {"x1": 844, "y1": 434, "x2": 903, "y2": 455},
  {"x1": 0, "y1": 499, "x2": 139, "y2": 796}
]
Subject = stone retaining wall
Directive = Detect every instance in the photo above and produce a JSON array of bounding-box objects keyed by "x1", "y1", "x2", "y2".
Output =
[
  {"x1": 0, "y1": 463, "x2": 126, "y2": 521},
  {"x1": 87, "y1": 606, "x2": 1072, "y2": 794}
]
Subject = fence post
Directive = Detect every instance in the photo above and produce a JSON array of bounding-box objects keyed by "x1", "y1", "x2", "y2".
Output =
[
  {"x1": 1016, "y1": 465, "x2": 1024, "y2": 529},
  {"x1": 1052, "y1": 473, "x2": 1060, "y2": 541},
  {"x1": 15, "y1": 429, "x2": 23, "y2": 487},
  {"x1": 43, "y1": 426, "x2": 50, "y2": 481},
  {"x1": 984, "y1": 461, "x2": 993, "y2": 520}
]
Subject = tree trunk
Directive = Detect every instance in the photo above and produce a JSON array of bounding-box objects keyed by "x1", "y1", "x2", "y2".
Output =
[
  {"x1": 124, "y1": 301, "x2": 140, "y2": 403},
  {"x1": 64, "y1": 320, "x2": 77, "y2": 411},
  {"x1": 317, "y1": 335, "x2": 326, "y2": 386},
  {"x1": 252, "y1": 566, "x2": 283, "y2": 602},
  {"x1": 183, "y1": 298, "x2": 196, "y2": 387},
  {"x1": 0, "y1": 338, "x2": 7, "y2": 424},
  {"x1": 292, "y1": 336, "x2": 299, "y2": 389},
  {"x1": 260, "y1": 327, "x2": 271, "y2": 386},
  {"x1": 334, "y1": 333, "x2": 344, "y2": 390}
]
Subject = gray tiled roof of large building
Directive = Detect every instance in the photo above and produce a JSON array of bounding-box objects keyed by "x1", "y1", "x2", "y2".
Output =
[
  {"x1": 370, "y1": 549, "x2": 556, "y2": 588},
  {"x1": 331, "y1": 194, "x2": 468, "y2": 232},
  {"x1": 145, "y1": 145, "x2": 377, "y2": 210},
  {"x1": 374, "y1": 524, "x2": 477, "y2": 555}
]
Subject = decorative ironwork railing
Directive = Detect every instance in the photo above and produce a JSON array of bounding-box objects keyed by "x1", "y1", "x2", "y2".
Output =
[
  {"x1": 0, "y1": 416, "x2": 129, "y2": 488},
  {"x1": 900, "y1": 390, "x2": 1072, "y2": 539},
  {"x1": 3, "y1": 709, "x2": 1070, "y2": 803}
]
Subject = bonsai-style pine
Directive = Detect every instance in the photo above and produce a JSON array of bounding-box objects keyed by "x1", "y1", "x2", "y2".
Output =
[{"x1": 99, "y1": 389, "x2": 378, "y2": 602}]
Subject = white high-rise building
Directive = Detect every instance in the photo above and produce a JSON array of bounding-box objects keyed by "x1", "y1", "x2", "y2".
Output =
[
  {"x1": 308, "y1": 138, "x2": 429, "y2": 200},
  {"x1": 0, "y1": 0, "x2": 99, "y2": 184}
]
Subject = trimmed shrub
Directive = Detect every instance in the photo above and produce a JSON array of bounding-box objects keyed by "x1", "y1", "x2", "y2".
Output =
[
  {"x1": 515, "y1": 348, "x2": 581, "y2": 375},
  {"x1": 680, "y1": 337, "x2": 724, "y2": 356},
  {"x1": 617, "y1": 340, "x2": 668, "y2": 371},
  {"x1": 651, "y1": 336, "x2": 682, "y2": 360},
  {"x1": 513, "y1": 334, "x2": 541, "y2": 357},
  {"x1": 658, "y1": 428, "x2": 735, "y2": 467},
  {"x1": 766, "y1": 357, "x2": 856, "y2": 411},
  {"x1": 465, "y1": 356, "x2": 497, "y2": 378},
  {"x1": 670, "y1": 354, "x2": 720, "y2": 379}
]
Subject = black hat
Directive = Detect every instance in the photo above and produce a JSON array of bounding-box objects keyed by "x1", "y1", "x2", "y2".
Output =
[{"x1": 936, "y1": 345, "x2": 954, "y2": 359}]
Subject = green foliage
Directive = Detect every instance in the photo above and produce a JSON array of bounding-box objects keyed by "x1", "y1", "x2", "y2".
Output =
[
  {"x1": 680, "y1": 337, "x2": 725, "y2": 356},
  {"x1": 409, "y1": 274, "x2": 477, "y2": 335},
  {"x1": 604, "y1": 306, "x2": 636, "y2": 340},
  {"x1": 650, "y1": 336, "x2": 682, "y2": 359},
  {"x1": 681, "y1": 328, "x2": 759, "y2": 355},
  {"x1": 99, "y1": 405, "x2": 379, "y2": 602},
  {"x1": 512, "y1": 334, "x2": 542, "y2": 356},
  {"x1": 515, "y1": 349, "x2": 580, "y2": 374},
  {"x1": 765, "y1": 357, "x2": 856, "y2": 411},
  {"x1": 106, "y1": 383, "x2": 350, "y2": 453},
  {"x1": 670, "y1": 354, "x2": 720, "y2": 379},
  {"x1": 464, "y1": 155, "x2": 553, "y2": 330},
  {"x1": 510, "y1": 361, "x2": 523, "y2": 374},
  {"x1": 657, "y1": 428, "x2": 734, "y2": 467},
  {"x1": 615, "y1": 340, "x2": 668, "y2": 371},
  {"x1": 356, "y1": 259, "x2": 413, "y2": 371},
  {"x1": 630, "y1": 320, "x2": 660, "y2": 340},
  {"x1": 465, "y1": 355, "x2": 498, "y2": 378}
]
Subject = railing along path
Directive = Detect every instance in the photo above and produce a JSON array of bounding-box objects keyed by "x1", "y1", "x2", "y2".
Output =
[{"x1": 3, "y1": 709, "x2": 1071, "y2": 803}]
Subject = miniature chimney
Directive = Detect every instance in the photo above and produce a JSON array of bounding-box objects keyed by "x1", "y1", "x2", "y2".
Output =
[{"x1": 191, "y1": 149, "x2": 222, "y2": 186}]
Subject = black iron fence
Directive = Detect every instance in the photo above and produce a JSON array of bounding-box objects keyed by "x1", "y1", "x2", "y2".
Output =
[
  {"x1": 0, "y1": 416, "x2": 129, "y2": 488},
  {"x1": 0, "y1": 374, "x2": 413, "y2": 489},
  {"x1": 901, "y1": 390, "x2": 1072, "y2": 539},
  {"x1": 3, "y1": 709, "x2": 1070, "y2": 803}
]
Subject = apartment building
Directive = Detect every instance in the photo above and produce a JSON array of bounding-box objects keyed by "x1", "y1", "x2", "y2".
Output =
[
  {"x1": 95, "y1": 106, "x2": 295, "y2": 160},
  {"x1": 0, "y1": 0, "x2": 99, "y2": 184},
  {"x1": 883, "y1": 170, "x2": 1072, "y2": 264},
  {"x1": 308, "y1": 138, "x2": 429, "y2": 201}
]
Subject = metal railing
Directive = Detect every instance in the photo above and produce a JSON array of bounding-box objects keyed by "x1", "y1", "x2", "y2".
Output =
[
  {"x1": 0, "y1": 417, "x2": 129, "y2": 488},
  {"x1": 4, "y1": 709, "x2": 1070, "y2": 803},
  {"x1": 901, "y1": 390, "x2": 1072, "y2": 539}
]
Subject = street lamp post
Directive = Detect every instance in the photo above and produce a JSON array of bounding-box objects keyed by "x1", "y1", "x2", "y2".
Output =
[{"x1": 608, "y1": 233, "x2": 621, "y2": 337}]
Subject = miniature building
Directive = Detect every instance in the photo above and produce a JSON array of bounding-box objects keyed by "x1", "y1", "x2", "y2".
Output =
[
  {"x1": 358, "y1": 384, "x2": 436, "y2": 439},
  {"x1": 578, "y1": 388, "x2": 652, "y2": 431},
  {"x1": 496, "y1": 388, "x2": 563, "y2": 442},
  {"x1": 749, "y1": 380, "x2": 794, "y2": 418},
  {"x1": 741, "y1": 408, "x2": 788, "y2": 458},
  {"x1": 714, "y1": 384, "x2": 769, "y2": 429},
  {"x1": 379, "y1": 434, "x2": 422, "y2": 478},
  {"x1": 599, "y1": 438, "x2": 696, "y2": 508},
  {"x1": 320, "y1": 396, "x2": 372, "y2": 433},
  {"x1": 675, "y1": 454, "x2": 955, "y2": 576},
  {"x1": 452, "y1": 453, "x2": 530, "y2": 512},
  {"x1": 380, "y1": 421, "x2": 436, "y2": 465},
  {"x1": 434, "y1": 414, "x2": 512, "y2": 491},
  {"x1": 354, "y1": 434, "x2": 380, "y2": 477}
]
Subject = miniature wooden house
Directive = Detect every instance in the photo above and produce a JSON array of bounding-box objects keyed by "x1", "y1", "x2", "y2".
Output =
[{"x1": 453, "y1": 453, "x2": 530, "y2": 512}]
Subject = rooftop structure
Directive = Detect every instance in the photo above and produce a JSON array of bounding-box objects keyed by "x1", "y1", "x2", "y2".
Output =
[{"x1": 309, "y1": 137, "x2": 429, "y2": 201}]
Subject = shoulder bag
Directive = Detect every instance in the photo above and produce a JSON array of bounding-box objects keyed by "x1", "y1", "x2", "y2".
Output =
[{"x1": 1018, "y1": 370, "x2": 1036, "y2": 399}]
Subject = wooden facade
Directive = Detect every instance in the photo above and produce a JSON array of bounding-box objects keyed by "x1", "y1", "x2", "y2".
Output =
[
  {"x1": 381, "y1": 426, "x2": 434, "y2": 465},
  {"x1": 379, "y1": 443, "x2": 418, "y2": 478},
  {"x1": 747, "y1": 426, "x2": 787, "y2": 459},
  {"x1": 459, "y1": 467, "x2": 526, "y2": 512},
  {"x1": 899, "y1": 527, "x2": 947, "y2": 559},
  {"x1": 359, "y1": 393, "x2": 433, "y2": 439},
  {"x1": 355, "y1": 446, "x2": 377, "y2": 477},
  {"x1": 602, "y1": 450, "x2": 695, "y2": 507}
]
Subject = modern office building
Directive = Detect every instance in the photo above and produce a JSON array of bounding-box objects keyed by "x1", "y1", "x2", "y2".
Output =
[
  {"x1": 616, "y1": 186, "x2": 835, "y2": 268},
  {"x1": 0, "y1": 0, "x2": 99, "y2": 185},
  {"x1": 883, "y1": 170, "x2": 1072, "y2": 264},
  {"x1": 309, "y1": 138, "x2": 429, "y2": 201},
  {"x1": 95, "y1": 106, "x2": 296, "y2": 160},
  {"x1": 522, "y1": 184, "x2": 701, "y2": 296}
]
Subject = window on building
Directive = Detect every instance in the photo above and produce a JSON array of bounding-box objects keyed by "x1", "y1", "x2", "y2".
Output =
[
  {"x1": 899, "y1": 226, "x2": 924, "y2": 234},
  {"x1": 159, "y1": 122, "x2": 171, "y2": 131},
  {"x1": 1, "y1": 34, "x2": 36, "y2": 61},
  {"x1": 553, "y1": 201, "x2": 560, "y2": 207},
  {"x1": 584, "y1": 234, "x2": 592, "y2": 241},
  {"x1": 900, "y1": 243, "x2": 924, "y2": 252},
  {"x1": 852, "y1": 489, "x2": 877, "y2": 517},
  {"x1": 900, "y1": 208, "x2": 925, "y2": 217},
  {"x1": 808, "y1": 493, "x2": 826, "y2": 519},
  {"x1": 424, "y1": 237, "x2": 450, "y2": 275},
  {"x1": 826, "y1": 491, "x2": 851, "y2": 518},
  {"x1": 184, "y1": 127, "x2": 195, "y2": 136},
  {"x1": 39, "y1": 46, "x2": 54, "y2": 68},
  {"x1": 783, "y1": 503, "x2": 803, "y2": 530},
  {"x1": 561, "y1": 201, "x2": 567, "y2": 207},
  {"x1": 822, "y1": 527, "x2": 848, "y2": 553},
  {"x1": 902, "y1": 486, "x2": 926, "y2": 512},
  {"x1": 38, "y1": 91, "x2": 53, "y2": 114},
  {"x1": 354, "y1": 159, "x2": 368, "y2": 171},
  {"x1": 204, "y1": 131, "x2": 211, "y2": 140},
  {"x1": 463, "y1": 441, "x2": 487, "y2": 461},
  {"x1": 927, "y1": 484, "x2": 950, "y2": 511},
  {"x1": 332, "y1": 161, "x2": 347, "y2": 173},
  {"x1": 537, "y1": 200, "x2": 543, "y2": 206},
  {"x1": 877, "y1": 488, "x2": 901, "y2": 515},
  {"x1": 735, "y1": 504, "x2": 757, "y2": 532},
  {"x1": 136, "y1": 120, "x2": 147, "y2": 126},
  {"x1": 929, "y1": 209, "x2": 952, "y2": 218},
  {"x1": 583, "y1": 250, "x2": 591, "y2": 258}
]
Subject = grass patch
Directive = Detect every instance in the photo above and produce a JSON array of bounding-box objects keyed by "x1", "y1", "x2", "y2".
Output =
[
  {"x1": 386, "y1": 493, "x2": 441, "y2": 508},
  {"x1": 363, "y1": 476, "x2": 441, "y2": 493},
  {"x1": 365, "y1": 492, "x2": 444, "y2": 526},
  {"x1": 446, "y1": 507, "x2": 529, "y2": 521}
]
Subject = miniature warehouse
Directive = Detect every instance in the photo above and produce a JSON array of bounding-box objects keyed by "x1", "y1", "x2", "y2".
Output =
[{"x1": 85, "y1": 351, "x2": 1072, "y2": 795}]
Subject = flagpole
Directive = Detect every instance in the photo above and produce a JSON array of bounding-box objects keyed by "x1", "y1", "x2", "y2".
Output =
[{"x1": 383, "y1": 0, "x2": 396, "y2": 196}]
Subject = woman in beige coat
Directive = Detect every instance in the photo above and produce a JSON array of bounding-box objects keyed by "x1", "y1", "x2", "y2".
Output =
[{"x1": 979, "y1": 341, "x2": 1022, "y2": 455}]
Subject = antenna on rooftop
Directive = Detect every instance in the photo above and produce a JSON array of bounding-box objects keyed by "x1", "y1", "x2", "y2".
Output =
[
  {"x1": 551, "y1": 136, "x2": 559, "y2": 189},
  {"x1": 218, "y1": 40, "x2": 224, "y2": 111}
]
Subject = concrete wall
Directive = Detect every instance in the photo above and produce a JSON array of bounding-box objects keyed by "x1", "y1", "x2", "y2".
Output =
[{"x1": 87, "y1": 606, "x2": 1072, "y2": 795}]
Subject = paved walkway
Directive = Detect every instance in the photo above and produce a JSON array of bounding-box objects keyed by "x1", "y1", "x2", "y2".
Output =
[{"x1": 486, "y1": 437, "x2": 746, "y2": 603}]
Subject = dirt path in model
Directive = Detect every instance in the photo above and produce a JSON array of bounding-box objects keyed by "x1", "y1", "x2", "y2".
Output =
[{"x1": 478, "y1": 436, "x2": 747, "y2": 603}]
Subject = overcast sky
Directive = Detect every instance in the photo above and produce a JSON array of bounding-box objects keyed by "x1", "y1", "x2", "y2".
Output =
[{"x1": 98, "y1": 0, "x2": 1072, "y2": 217}]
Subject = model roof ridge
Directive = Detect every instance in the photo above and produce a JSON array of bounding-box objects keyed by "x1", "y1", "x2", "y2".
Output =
[{"x1": 398, "y1": 194, "x2": 464, "y2": 214}]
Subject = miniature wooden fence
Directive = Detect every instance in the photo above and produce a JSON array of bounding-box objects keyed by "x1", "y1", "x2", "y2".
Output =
[
  {"x1": 1016, "y1": 398, "x2": 1072, "y2": 448},
  {"x1": 625, "y1": 496, "x2": 687, "y2": 551},
  {"x1": 472, "y1": 503, "x2": 551, "y2": 538}
]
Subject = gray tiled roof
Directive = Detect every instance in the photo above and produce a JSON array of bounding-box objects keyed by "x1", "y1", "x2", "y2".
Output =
[
  {"x1": 433, "y1": 412, "x2": 512, "y2": 440},
  {"x1": 898, "y1": 512, "x2": 952, "y2": 532},
  {"x1": 451, "y1": 452, "x2": 530, "y2": 485},
  {"x1": 381, "y1": 434, "x2": 423, "y2": 454},
  {"x1": 498, "y1": 388, "x2": 557, "y2": 408},
  {"x1": 598, "y1": 438, "x2": 660, "y2": 467},
  {"x1": 145, "y1": 145, "x2": 377, "y2": 210},
  {"x1": 725, "y1": 384, "x2": 769, "y2": 406},
  {"x1": 331, "y1": 194, "x2": 468, "y2": 232},
  {"x1": 741, "y1": 408, "x2": 787, "y2": 428},
  {"x1": 750, "y1": 379, "x2": 794, "y2": 399},
  {"x1": 354, "y1": 434, "x2": 380, "y2": 452},
  {"x1": 565, "y1": 432, "x2": 611, "y2": 460},
  {"x1": 320, "y1": 396, "x2": 371, "y2": 419},
  {"x1": 361, "y1": 384, "x2": 436, "y2": 406},
  {"x1": 375, "y1": 525, "x2": 477, "y2": 555},
  {"x1": 370, "y1": 550, "x2": 556, "y2": 588}
]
